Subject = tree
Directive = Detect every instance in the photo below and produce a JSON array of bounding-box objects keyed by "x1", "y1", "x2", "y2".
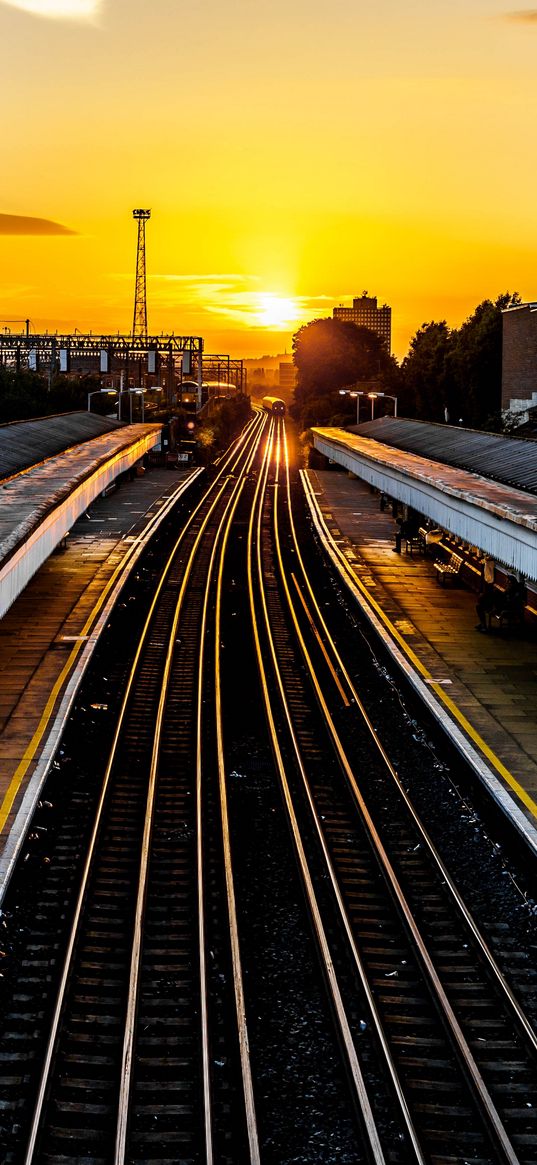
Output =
[
  {"x1": 0, "y1": 366, "x2": 91, "y2": 423},
  {"x1": 401, "y1": 321, "x2": 454, "y2": 422},
  {"x1": 449, "y1": 292, "x2": 521, "y2": 428},
  {"x1": 402, "y1": 293, "x2": 522, "y2": 428},
  {"x1": 291, "y1": 317, "x2": 397, "y2": 428}
]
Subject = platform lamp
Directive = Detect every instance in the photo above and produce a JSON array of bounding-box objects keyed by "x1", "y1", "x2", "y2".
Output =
[
  {"x1": 338, "y1": 388, "x2": 364, "y2": 424},
  {"x1": 367, "y1": 391, "x2": 381, "y2": 420},
  {"x1": 367, "y1": 391, "x2": 398, "y2": 420},
  {"x1": 132, "y1": 388, "x2": 145, "y2": 423},
  {"x1": 87, "y1": 389, "x2": 118, "y2": 412}
]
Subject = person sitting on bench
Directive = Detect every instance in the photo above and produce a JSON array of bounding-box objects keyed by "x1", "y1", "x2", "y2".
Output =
[
  {"x1": 496, "y1": 575, "x2": 525, "y2": 626},
  {"x1": 476, "y1": 574, "x2": 524, "y2": 631}
]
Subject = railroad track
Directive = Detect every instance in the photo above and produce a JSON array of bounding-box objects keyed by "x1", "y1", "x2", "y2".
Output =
[
  {"x1": 0, "y1": 412, "x2": 535, "y2": 1163},
  {"x1": 0, "y1": 412, "x2": 266, "y2": 1164},
  {"x1": 245, "y1": 418, "x2": 537, "y2": 1163}
]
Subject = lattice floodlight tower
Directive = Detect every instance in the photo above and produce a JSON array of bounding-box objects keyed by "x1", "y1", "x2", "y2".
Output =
[{"x1": 132, "y1": 209, "x2": 151, "y2": 342}]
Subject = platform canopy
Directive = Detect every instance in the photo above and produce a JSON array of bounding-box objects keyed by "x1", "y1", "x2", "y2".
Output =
[
  {"x1": 312, "y1": 426, "x2": 537, "y2": 581},
  {"x1": 350, "y1": 417, "x2": 537, "y2": 494},
  {"x1": 0, "y1": 413, "x2": 124, "y2": 481}
]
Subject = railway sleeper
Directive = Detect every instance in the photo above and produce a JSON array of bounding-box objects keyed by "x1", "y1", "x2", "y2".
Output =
[
  {"x1": 130, "y1": 1130, "x2": 194, "y2": 1145},
  {"x1": 134, "y1": 1080, "x2": 193, "y2": 1093},
  {"x1": 53, "y1": 1101, "x2": 110, "y2": 1118},
  {"x1": 136, "y1": 1055, "x2": 192, "y2": 1067},
  {"x1": 131, "y1": 1103, "x2": 193, "y2": 1117},
  {"x1": 405, "y1": 1077, "x2": 474, "y2": 1093},
  {"x1": 61, "y1": 1052, "x2": 116, "y2": 1067},
  {"x1": 41, "y1": 1156, "x2": 107, "y2": 1165}
]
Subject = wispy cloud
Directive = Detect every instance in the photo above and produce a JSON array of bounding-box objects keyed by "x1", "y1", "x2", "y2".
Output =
[
  {"x1": 153, "y1": 278, "x2": 338, "y2": 329},
  {"x1": 108, "y1": 271, "x2": 335, "y2": 331},
  {"x1": 504, "y1": 9, "x2": 537, "y2": 21},
  {"x1": 151, "y1": 273, "x2": 258, "y2": 284},
  {"x1": 0, "y1": 214, "x2": 77, "y2": 236},
  {"x1": 0, "y1": 0, "x2": 101, "y2": 20}
]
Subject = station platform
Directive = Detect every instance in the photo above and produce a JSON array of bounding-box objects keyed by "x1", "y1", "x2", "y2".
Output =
[
  {"x1": 0, "y1": 416, "x2": 162, "y2": 621},
  {"x1": 311, "y1": 426, "x2": 537, "y2": 583},
  {"x1": 304, "y1": 467, "x2": 537, "y2": 850},
  {"x1": 0, "y1": 465, "x2": 199, "y2": 896}
]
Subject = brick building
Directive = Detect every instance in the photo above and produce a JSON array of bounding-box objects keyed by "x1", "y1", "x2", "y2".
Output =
[{"x1": 502, "y1": 302, "x2": 537, "y2": 418}]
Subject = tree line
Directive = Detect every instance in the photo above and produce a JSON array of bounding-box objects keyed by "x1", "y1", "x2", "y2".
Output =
[
  {"x1": 290, "y1": 292, "x2": 521, "y2": 432},
  {"x1": 0, "y1": 366, "x2": 95, "y2": 423}
]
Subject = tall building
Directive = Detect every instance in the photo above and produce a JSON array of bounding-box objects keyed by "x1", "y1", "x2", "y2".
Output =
[
  {"x1": 279, "y1": 361, "x2": 297, "y2": 392},
  {"x1": 333, "y1": 293, "x2": 391, "y2": 353}
]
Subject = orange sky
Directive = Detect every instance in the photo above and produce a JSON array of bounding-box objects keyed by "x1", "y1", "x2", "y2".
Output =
[{"x1": 1, "y1": 0, "x2": 537, "y2": 359}]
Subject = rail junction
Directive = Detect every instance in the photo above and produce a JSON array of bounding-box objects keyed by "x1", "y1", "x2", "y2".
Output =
[{"x1": 0, "y1": 411, "x2": 535, "y2": 1162}]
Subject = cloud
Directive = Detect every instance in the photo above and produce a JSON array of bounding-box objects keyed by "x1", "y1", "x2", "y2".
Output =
[
  {"x1": 0, "y1": 214, "x2": 76, "y2": 236},
  {"x1": 151, "y1": 273, "x2": 258, "y2": 284},
  {"x1": 504, "y1": 9, "x2": 537, "y2": 21},
  {"x1": 107, "y1": 271, "x2": 335, "y2": 331},
  {"x1": 149, "y1": 276, "x2": 336, "y2": 330},
  {"x1": 0, "y1": 0, "x2": 100, "y2": 19}
]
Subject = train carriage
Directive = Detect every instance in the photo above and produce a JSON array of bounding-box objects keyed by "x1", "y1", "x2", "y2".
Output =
[{"x1": 262, "y1": 396, "x2": 286, "y2": 416}]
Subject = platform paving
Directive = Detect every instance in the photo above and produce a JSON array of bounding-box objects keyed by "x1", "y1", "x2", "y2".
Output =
[
  {"x1": 307, "y1": 468, "x2": 537, "y2": 829},
  {"x1": 0, "y1": 467, "x2": 191, "y2": 874}
]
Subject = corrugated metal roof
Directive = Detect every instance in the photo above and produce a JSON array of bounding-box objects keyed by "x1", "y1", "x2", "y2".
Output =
[
  {"x1": 313, "y1": 427, "x2": 537, "y2": 578},
  {"x1": 0, "y1": 412, "x2": 124, "y2": 480},
  {"x1": 0, "y1": 424, "x2": 162, "y2": 619},
  {"x1": 352, "y1": 418, "x2": 537, "y2": 494}
]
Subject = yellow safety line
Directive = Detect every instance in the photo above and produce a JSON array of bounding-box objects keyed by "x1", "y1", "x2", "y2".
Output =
[
  {"x1": 303, "y1": 473, "x2": 537, "y2": 820},
  {"x1": 0, "y1": 565, "x2": 128, "y2": 832},
  {"x1": 0, "y1": 472, "x2": 198, "y2": 833}
]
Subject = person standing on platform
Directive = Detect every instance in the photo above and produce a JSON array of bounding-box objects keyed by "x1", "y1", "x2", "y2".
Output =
[{"x1": 475, "y1": 556, "x2": 495, "y2": 631}]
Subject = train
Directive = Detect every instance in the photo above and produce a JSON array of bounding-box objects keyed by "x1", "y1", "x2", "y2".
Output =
[
  {"x1": 179, "y1": 380, "x2": 237, "y2": 411},
  {"x1": 262, "y1": 395, "x2": 286, "y2": 416}
]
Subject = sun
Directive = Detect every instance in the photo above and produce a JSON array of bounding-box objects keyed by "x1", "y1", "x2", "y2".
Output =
[{"x1": 256, "y1": 294, "x2": 301, "y2": 330}]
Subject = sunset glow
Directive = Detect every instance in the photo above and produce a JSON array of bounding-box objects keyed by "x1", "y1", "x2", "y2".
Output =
[
  {"x1": 256, "y1": 296, "x2": 302, "y2": 330},
  {"x1": 2, "y1": 0, "x2": 537, "y2": 358}
]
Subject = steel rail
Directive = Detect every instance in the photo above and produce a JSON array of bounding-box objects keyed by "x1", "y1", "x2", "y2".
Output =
[
  {"x1": 262, "y1": 428, "x2": 426, "y2": 1159},
  {"x1": 194, "y1": 422, "x2": 262, "y2": 1164},
  {"x1": 116, "y1": 417, "x2": 264, "y2": 1163},
  {"x1": 213, "y1": 456, "x2": 262, "y2": 1164},
  {"x1": 21, "y1": 411, "x2": 266, "y2": 1165},
  {"x1": 298, "y1": 461, "x2": 537, "y2": 1057},
  {"x1": 247, "y1": 419, "x2": 388, "y2": 1164},
  {"x1": 273, "y1": 429, "x2": 522, "y2": 1165}
]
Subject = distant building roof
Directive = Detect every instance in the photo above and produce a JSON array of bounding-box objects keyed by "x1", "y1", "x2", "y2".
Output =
[
  {"x1": 0, "y1": 412, "x2": 124, "y2": 480},
  {"x1": 351, "y1": 417, "x2": 537, "y2": 495}
]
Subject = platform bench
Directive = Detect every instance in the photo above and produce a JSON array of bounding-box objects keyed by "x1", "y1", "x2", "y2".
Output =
[
  {"x1": 405, "y1": 534, "x2": 424, "y2": 556},
  {"x1": 434, "y1": 552, "x2": 463, "y2": 585},
  {"x1": 489, "y1": 610, "x2": 523, "y2": 631}
]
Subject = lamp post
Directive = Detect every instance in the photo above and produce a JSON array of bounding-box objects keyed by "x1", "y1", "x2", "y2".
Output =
[
  {"x1": 338, "y1": 388, "x2": 364, "y2": 424},
  {"x1": 117, "y1": 388, "x2": 146, "y2": 423},
  {"x1": 368, "y1": 391, "x2": 380, "y2": 420},
  {"x1": 133, "y1": 388, "x2": 145, "y2": 423},
  {"x1": 117, "y1": 390, "x2": 132, "y2": 423},
  {"x1": 87, "y1": 389, "x2": 117, "y2": 412},
  {"x1": 384, "y1": 393, "x2": 398, "y2": 417},
  {"x1": 367, "y1": 391, "x2": 398, "y2": 419}
]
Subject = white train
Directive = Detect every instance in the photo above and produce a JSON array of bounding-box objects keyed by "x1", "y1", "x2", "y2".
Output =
[{"x1": 262, "y1": 396, "x2": 286, "y2": 416}]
